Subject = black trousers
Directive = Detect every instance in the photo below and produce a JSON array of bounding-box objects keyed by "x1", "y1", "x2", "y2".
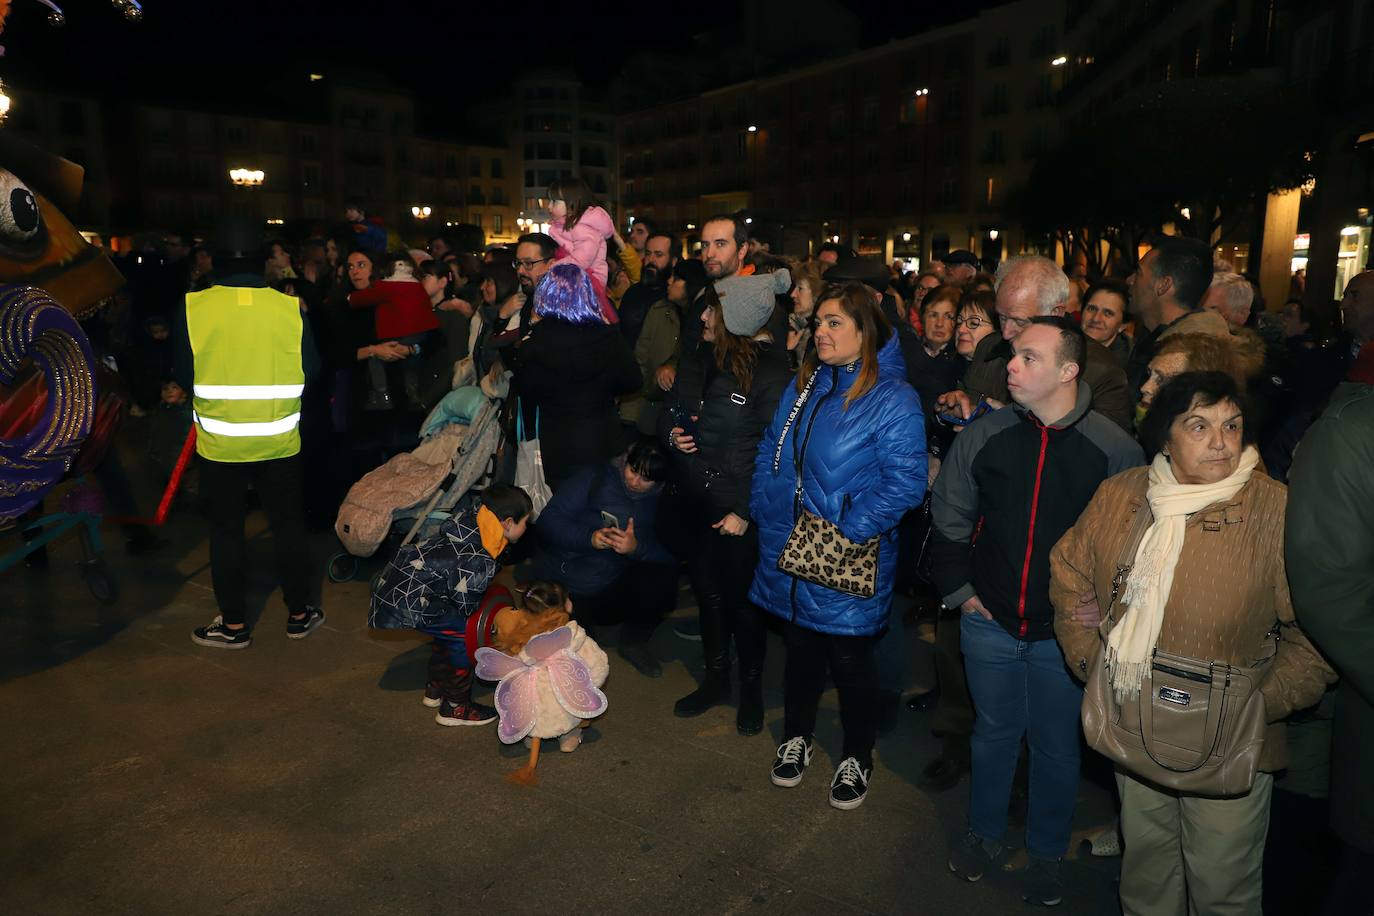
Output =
[
  {"x1": 572, "y1": 560, "x2": 679, "y2": 646},
  {"x1": 201, "y1": 454, "x2": 311, "y2": 627},
  {"x1": 690, "y1": 525, "x2": 766, "y2": 679},
  {"x1": 783, "y1": 621, "x2": 880, "y2": 767}
]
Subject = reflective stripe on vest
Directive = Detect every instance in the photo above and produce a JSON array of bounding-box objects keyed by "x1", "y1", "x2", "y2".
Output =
[
  {"x1": 186, "y1": 285, "x2": 305, "y2": 463},
  {"x1": 193, "y1": 411, "x2": 303, "y2": 437},
  {"x1": 193, "y1": 384, "x2": 305, "y2": 400}
]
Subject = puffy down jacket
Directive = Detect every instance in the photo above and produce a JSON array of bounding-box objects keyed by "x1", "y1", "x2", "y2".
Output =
[{"x1": 749, "y1": 334, "x2": 928, "y2": 635}]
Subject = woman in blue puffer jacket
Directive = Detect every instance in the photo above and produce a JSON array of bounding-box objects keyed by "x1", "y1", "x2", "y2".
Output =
[{"x1": 750, "y1": 281, "x2": 927, "y2": 810}]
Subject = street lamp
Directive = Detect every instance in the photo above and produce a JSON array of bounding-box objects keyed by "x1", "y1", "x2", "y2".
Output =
[
  {"x1": 1051, "y1": 56, "x2": 1068, "y2": 67},
  {"x1": 902, "y1": 232, "x2": 911, "y2": 243},
  {"x1": 915, "y1": 87, "x2": 930, "y2": 96},
  {"x1": 229, "y1": 168, "x2": 265, "y2": 187},
  {"x1": 747, "y1": 125, "x2": 758, "y2": 133},
  {"x1": 411, "y1": 205, "x2": 432, "y2": 219},
  {"x1": 0, "y1": 81, "x2": 11, "y2": 122}
]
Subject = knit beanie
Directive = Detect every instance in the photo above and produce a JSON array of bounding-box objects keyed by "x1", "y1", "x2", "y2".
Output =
[{"x1": 714, "y1": 269, "x2": 791, "y2": 337}]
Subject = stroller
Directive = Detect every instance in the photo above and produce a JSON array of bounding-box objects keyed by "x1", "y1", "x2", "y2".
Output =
[{"x1": 329, "y1": 386, "x2": 506, "y2": 583}]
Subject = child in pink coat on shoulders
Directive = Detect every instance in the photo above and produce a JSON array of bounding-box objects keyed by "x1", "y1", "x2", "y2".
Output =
[{"x1": 546, "y1": 176, "x2": 618, "y2": 324}]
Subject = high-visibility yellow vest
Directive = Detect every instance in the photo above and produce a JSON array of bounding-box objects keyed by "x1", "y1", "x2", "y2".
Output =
[{"x1": 185, "y1": 285, "x2": 305, "y2": 463}]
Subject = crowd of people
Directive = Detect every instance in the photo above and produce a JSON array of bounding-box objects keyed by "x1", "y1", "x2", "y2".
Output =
[{"x1": 74, "y1": 186, "x2": 1374, "y2": 912}]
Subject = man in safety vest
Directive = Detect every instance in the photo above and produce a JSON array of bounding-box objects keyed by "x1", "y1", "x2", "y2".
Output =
[{"x1": 175, "y1": 218, "x2": 324, "y2": 649}]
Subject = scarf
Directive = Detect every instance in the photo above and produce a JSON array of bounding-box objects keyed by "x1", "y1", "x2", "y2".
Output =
[{"x1": 1106, "y1": 445, "x2": 1259, "y2": 699}]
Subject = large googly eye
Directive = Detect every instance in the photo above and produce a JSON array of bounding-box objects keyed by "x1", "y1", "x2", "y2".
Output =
[{"x1": 0, "y1": 169, "x2": 42, "y2": 245}]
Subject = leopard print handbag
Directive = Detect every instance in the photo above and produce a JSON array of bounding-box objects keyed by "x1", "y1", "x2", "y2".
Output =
[{"x1": 777, "y1": 508, "x2": 880, "y2": 598}]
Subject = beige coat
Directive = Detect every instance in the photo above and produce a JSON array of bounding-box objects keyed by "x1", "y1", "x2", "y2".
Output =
[{"x1": 1050, "y1": 466, "x2": 1336, "y2": 772}]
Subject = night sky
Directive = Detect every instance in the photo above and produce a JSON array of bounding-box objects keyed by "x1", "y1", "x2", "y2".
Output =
[{"x1": 1, "y1": 0, "x2": 980, "y2": 108}]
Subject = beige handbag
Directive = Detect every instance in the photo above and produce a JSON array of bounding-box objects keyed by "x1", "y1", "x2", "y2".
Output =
[
  {"x1": 778, "y1": 508, "x2": 880, "y2": 598},
  {"x1": 1081, "y1": 510, "x2": 1277, "y2": 797}
]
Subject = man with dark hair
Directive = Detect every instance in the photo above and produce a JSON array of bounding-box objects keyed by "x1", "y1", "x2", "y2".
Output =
[
  {"x1": 515, "y1": 231, "x2": 558, "y2": 296},
  {"x1": 1125, "y1": 236, "x2": 1231, "y2": 397},
  {"x1": 524, "y1": 438, "x2": 678, "y2": 677},
  {"x1": 701, "y1": 214, "x2": 749, "y2": 276},
  {"x1": 618, "y1": 232, "x2": 677, "y2": 348},
  {"x1": 628, "y1": 216, "x2": 659, "y2": 256},
  {"x1": 933, "y1": 315, "x2": 1143, "y2": 906},
  {"x1": 816, "y1": 241, "x2": 850, "y2": 268}
]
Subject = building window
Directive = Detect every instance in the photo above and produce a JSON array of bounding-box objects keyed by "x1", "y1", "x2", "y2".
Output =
[
  {"x1": 469, "y1": 185, "x2": 486, "y2": 204},
  {"x1": 491, "y1": 158, "x2": 503, "y2": 179},
  {"x1": 493, "y1": 214, "x2": 503, "y2": 235},
  {"x1": 471, "y1": 213, "x2": 482, "y2": 229},
  {"x1": 303, "y1": 163, "x2": 321, "y2": 190},
  {"x1": 470, "y1": 156, "x2": 482, "y2": 177},
  {"x1": 300, "y1": 132, "x2": 317, "y2": 155},
  {"x1": 862, "y1": 99, "x2": 878, "y2": 131}
]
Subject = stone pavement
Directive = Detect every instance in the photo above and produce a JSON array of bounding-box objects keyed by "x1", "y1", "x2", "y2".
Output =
[{"x1": 1, "y1": 468, "x2": 1123, "y2": 915}]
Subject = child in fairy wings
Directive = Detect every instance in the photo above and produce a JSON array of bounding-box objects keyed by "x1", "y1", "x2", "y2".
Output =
[{"x1": 477, "y1": 581, "x2": 609, "y2": 784}]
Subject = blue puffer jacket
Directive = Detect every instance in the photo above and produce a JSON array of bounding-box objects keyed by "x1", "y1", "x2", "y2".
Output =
[{"x1": 749, "y1": 334, "x2": 927, "y2": 635}]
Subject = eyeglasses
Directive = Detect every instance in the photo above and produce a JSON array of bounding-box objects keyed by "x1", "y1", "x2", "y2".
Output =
[
  {"x1": 955, "y1": 316, "x2": 986, "y2": 329},
  {"x1": 514, "y1": 257, "x2": 553, "y2": 270}
]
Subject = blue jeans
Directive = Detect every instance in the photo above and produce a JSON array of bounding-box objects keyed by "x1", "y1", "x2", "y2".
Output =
[{"x1": 960, "y1": 612, "x2": 1083, "y2": 859}]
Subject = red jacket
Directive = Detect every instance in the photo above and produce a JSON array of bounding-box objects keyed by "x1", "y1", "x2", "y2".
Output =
[{"x1": 348, "y1": 279, "x2": 440, "y2": 340}]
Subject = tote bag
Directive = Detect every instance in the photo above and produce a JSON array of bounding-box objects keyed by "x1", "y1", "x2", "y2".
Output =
[{"x1": 513, "y1": 402, "x2": 552, "y2": 520}]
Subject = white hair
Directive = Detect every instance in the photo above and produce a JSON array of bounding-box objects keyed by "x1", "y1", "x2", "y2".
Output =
[
  {"x1": 994, "y1": 255, "x2": 1071, "y2": 314},
  {"x1": 1208, "y1": 271, "x2": 1254, "y2": 322}
]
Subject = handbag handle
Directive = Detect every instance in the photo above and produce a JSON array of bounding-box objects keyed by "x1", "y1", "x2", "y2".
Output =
[{"x1": 1138, "y1": 656, "x2": 1232, "y2": 773}]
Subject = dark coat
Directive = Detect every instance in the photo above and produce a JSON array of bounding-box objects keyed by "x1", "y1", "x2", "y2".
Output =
[
  {"x1": 931, "y1": 381, "x2": 1144, "y2": 641},
  {"x1": 516, "y1": 317, "x2": 641, "y2": 486},
  {"x1": 659, "y1": 337, "x2": 793, "y2": 521},
  {"x1": 1287, "y1": 380, "x2": 1374, "y2": 852},
  {"x1": 529, "y1": 459, "x2": 675, "y2": 595}
]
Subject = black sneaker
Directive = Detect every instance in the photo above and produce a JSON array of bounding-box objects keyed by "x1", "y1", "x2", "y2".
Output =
[
  {"x1": 770, "y1": 736, "x2": 814, "y2": 787},
  {"x1": 1022, "y1": 856, "x2": 1064, "y2": 907},
  {"x1": 435, "y1": 700, "x2": 497, "y2": 727},
  {"x1": 287, "y1": 606, "x2": 326, "y2": 639},
  {"x1": 828, "y1": 756, "x2": 872, "y2": 810},
  {"x1": 948, "y1": 830, "x2": 1003, "y2": 882},
  {"x1": 192, "y1": 616, "x2": 252, "y2": 650}
]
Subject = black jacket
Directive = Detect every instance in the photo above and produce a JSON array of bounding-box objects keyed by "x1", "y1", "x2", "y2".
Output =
[
  {"x1": 517, "y1": 318, "x2": 641, "y2": 486},
  {"x1": 659, "y1": 338, "x2": 793, "y2": 521},
  {"x1": 930, "y1": 381, "x2": 1144, "y2": 641},
  {"x1": 898, "y1": 335, "x2": 965, "y2": 455}
]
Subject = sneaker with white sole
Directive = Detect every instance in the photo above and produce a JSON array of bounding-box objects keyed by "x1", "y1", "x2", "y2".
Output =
[
  {"x1": 948, "y1": 830, "x2": 1004, "y2": 882},
  {"x1": 286, "y1": 606, "x2": 325, "y2": 639},
  {"x1": 828, "y1": 756, "x2": 872, "y2": 810},
  {"x1": 191, "y1": 616, "x2": 252, "y2": 649},
  {"x1": 422, "y1": 683, "x2": 443, "y2": 708},
  {"x1": 435, "y1": 700, "x2": 497, "y2": 727},
  {"x1": 770, "y1": 736, "x2": 814, "y2": 787},
  {"x1": 1022, "y1": 856, "x2": 1064, "y2": 907}
]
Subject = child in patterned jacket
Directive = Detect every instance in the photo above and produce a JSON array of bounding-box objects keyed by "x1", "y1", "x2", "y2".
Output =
[{"x1": 369, "y1": 484, "x2": 532, "y2": 726}]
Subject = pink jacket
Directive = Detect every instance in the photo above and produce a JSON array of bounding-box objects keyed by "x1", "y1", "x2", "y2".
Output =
[{"x1": 549, "y1": 205, "x2": 612, "y2": 287}]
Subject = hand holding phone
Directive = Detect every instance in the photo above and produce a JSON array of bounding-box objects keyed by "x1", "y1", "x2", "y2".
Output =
[{"x1": 600, "y1": 511, "x2": 621, "y2": 530}]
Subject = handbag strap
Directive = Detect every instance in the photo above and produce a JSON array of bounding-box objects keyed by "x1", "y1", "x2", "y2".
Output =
[
  {"x1": 771, "y1": 367, "x2": 822, "y2": 475},
  {"x1": 1100, "y1": 502, "x2": 1156, "y2": 635}
]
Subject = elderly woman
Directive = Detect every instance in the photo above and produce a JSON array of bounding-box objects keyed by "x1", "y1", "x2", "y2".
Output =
[
  {"x1": 786, "y1": 260, "x2": 824, "y2": 369},
  {"x1": 1050, "y1": 371, "x2": 1335, "y2": 916},
  {"x1": 750, "y1": 282, "x2": 926, "y2": 810}
]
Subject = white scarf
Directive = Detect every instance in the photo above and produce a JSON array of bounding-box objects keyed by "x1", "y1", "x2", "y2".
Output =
[{"x1": 1106, "y1": 445, "x2": 1259, "y2": 699}]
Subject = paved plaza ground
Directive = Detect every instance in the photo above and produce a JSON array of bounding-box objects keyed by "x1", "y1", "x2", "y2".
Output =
[{"x1": 2, "y1": 423, "x2": 1124, "y2": 915}]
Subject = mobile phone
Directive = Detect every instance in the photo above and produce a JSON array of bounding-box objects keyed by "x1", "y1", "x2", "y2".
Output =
[
  {"x1": 669, "y1": 404, "x2": 698, "y2": 439},
  {"x1": 600, "y1": 511, "x2": 620, "y2": 530}
]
